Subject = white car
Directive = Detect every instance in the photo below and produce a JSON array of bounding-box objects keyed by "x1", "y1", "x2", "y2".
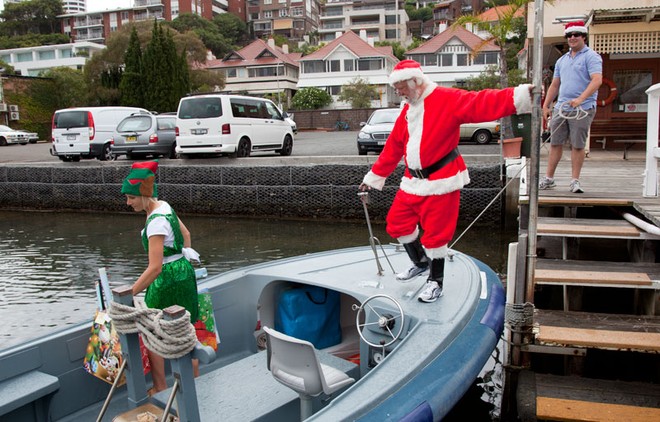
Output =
[
  {"x1": 0, "y1": 125, "x2": 32, "y2": 146},
  {"x1": 282, "y1": 111, "x2": 297, "y2": 134}
]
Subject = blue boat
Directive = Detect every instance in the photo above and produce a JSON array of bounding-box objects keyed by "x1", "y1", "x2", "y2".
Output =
[{"x1": 0, "y1": 244, "x2": 504, "y2": 421}]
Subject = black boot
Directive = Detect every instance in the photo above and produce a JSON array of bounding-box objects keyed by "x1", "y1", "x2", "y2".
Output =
[
  {"x1": 396, "y1": 239, "x2": 429, "y2": 280},
  {"x1": 419, "y1": 258, "x2": 444, "y2": 303}
]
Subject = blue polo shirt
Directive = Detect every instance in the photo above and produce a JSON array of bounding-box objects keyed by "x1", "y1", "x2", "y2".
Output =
[{"x1": 553, "y1": 45, "x2": 602, "y2": 111}]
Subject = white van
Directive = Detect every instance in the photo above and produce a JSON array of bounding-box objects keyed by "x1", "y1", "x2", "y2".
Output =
[
  {"x1": 175, "y1": 94, "x2": 294, "y2": 158},
  {"x1": 50, "y1": 106, "x2": 149, "y2": 161}
]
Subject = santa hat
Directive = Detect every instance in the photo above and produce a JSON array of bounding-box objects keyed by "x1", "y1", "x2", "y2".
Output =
[
  {"x1": 121, "y1": 160, "x2": 158, "y2": 197},
  {"x1": 389, "y1": 60, "x2": 424, "y2": 85},
  {"x1": 564, "y1": 21, "x2": 587, "y2": 35}
]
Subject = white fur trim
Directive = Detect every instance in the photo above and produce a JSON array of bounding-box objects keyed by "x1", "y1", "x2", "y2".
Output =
[
  {"x1": 513, "y1": 84, "x2": 533, "y2": 115},
  {"x1": 362, "y1": 170, "x2": 387, "y2": 191},
  {"x1": 398, "y1": 227, "x2": 420, "y2": 244},
  {"x1": 564, "y1": 25, "x2": 587, "y2": 34},
  {"x1": 426, "y1": 245, "x2": 448, "y2": 259},
  {"x1": 400, "y1": 170, "x2": 470, "y2": 196},
  {"x1": 389, "y1": 68, "x2": 424, "y2": 85}
]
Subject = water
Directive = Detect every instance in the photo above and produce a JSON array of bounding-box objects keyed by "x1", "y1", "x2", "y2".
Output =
[{"x1": 0, "y1": 209, "x2": 516, "y2": 419}]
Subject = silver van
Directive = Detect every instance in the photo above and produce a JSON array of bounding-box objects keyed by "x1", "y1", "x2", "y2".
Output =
[
  {"x1": 50, "y1": 106, "x2": 149, "y2": 161},
  {"x1": 175, "y1": 94, "x2": 294, "y2": 158}
]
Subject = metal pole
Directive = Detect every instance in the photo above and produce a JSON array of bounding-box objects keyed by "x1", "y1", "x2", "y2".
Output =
[{"x1": 525, "y1": 0, "x2": 545, "y2": 304}]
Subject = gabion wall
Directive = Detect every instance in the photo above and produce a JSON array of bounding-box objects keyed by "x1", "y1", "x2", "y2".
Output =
[{"x1": 0, "y1": 162, "x2": 503, "y2": 225}]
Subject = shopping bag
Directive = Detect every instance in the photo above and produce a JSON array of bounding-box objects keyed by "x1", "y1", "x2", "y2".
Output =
[
  {"x1": 194, "y1": 290, "x2": 220, "y2": 351},
  {"x1": 83, "y1": 268, "x2": 151, "y2": 385}
]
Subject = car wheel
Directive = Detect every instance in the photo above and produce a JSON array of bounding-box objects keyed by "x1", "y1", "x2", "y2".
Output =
[
  {"x1": 99, "y1": 143, "x2": 115, "y2": 161},
  {"x1": 20, "y1": 142, "x2": 27, "y2": 145},
  {"x1": 233, "y1": 138, "x2": 251, "y2": 158},
  {"x1": 473, "y1": 129, "x2": 492, "y2": 145},
  {"x1": 169, "y1": 143, "x2": 178, "y2": 159},
  {"x1": 278, "y1": 136, "x2": 293, "y2": 156},
  {"x1": 29, "y1": 140, "x2": 37, "y2": 144},
  {"x1": 358, "y1": 148, "x2": 367, "y2": 156},
  {"x1": 0, "y1": 137, "x2": 7, "y2": 146}
]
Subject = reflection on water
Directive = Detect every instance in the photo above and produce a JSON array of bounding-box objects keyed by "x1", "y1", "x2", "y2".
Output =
[
  {"x1": 0, "y1": 210, "x2": 515, "y2": 419},
  {"x1": 0, "y1": 210, "x2": 514, "y2": 348}
]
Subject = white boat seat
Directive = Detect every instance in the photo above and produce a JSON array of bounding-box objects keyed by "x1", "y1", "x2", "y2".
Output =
[{"x1": 263, "y1": 326, "x2": 355, "y2": 421}]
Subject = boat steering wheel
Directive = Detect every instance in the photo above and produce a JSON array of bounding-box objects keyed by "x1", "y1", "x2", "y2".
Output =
[{"x1": 354, "y1": 294, "x2": 405, "y2": 349}]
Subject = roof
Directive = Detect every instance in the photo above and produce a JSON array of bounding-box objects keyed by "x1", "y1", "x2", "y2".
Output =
[
  {"x1": 477, "y1": 5, "x2": 525, "y2": 22},
  {"x1": 300, "y1": 31, "x2": 399, "y2": 62},
  {"x1": 204, "y1": 39, "x2": 300, "y2": 69},
  {"x1": 406, "y1": 26, "x2": 499, "y2": 55},
  {"x1": 588, "y1": 6, "x2": 660, "y2": 25}
]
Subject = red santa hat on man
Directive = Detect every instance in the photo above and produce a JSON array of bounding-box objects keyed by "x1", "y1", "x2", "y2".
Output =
[
  {"x1": 564, "y1": 20, "x2": 587, "y2": 35},
  {"x1": 389, "y1": 60, "x2": 425, "y2": 85}
]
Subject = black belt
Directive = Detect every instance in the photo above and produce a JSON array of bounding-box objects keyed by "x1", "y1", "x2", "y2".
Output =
[{"x1": 408, "y1": 147, "x2": 460, "y2": 179}]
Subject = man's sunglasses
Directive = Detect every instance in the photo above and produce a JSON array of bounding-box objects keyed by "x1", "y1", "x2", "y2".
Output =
[{"x1": 565, "y1": 33, "x2": 584, "y2": 39}]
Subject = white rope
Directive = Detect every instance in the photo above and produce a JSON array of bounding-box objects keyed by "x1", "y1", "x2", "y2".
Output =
[{"x1": 109, "y1": 298, "x2": 197, "y2": 360}]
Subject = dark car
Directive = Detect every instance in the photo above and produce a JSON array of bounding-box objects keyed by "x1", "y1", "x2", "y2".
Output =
[
  {"x1": 111, "y1": 113, "x2": 177, "y2": 159},
  {"x1": 356, "y1": 108, "x2": 402, "y2": 155}
]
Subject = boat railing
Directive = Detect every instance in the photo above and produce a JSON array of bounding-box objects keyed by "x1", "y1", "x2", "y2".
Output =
[{"x1": 106, "y1": 286, "x2": 214, "y2": 422}]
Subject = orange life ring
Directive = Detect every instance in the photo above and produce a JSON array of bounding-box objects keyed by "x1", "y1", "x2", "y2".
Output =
[{"x1": 598, "y1": 78, "x2": 617, "y2": 107}]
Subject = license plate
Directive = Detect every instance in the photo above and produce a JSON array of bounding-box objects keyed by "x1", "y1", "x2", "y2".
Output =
[
  {"x1": 191, "y1": 129, "x2": 208, "y2": 135},
  {"x1": 378, "y1": 141, "x2": 386, "y2": 146},
  {"x1": 126, "y1": 136, "x2": 137, "y2": 143},
  {"x1": 67, "y1": 135, "x2": 76, "y2": 140}
]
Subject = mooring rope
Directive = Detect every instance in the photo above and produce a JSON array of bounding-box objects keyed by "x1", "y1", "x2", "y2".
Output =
[{"x1": 109, "y1": 299, "x2": 197, "y2": 360}]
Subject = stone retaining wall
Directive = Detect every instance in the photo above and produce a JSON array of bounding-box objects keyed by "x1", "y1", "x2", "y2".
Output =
[{"x1": 0, "y1": 162, "x2": 503, "y2": 225}]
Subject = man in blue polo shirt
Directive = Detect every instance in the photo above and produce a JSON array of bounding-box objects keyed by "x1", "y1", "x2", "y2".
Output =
[{"x1": 540, "y1": 20, "x2": 602, "y2": 193}]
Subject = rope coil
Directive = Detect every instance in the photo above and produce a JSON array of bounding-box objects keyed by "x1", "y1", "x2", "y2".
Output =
[
  {"x1": 504, "y1": 302, "x2": 535, "y2": 330},
  {"x1": 109, "y1": 299, "x2": 197, "y2": 360}
]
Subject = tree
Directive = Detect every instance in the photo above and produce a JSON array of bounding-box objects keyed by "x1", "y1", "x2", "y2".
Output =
[
  {"x1": 338, "y1": 78, "x2": 378, "y2": 109},
  {"x1": 462, "y1": 66, "x2": 527, "y2": 91},
  {"x1": 120, "y1": 27, "x2": 144, "y2": 107},
  {"x1": 453, "y1": 0, "x2": 533, "y2": 139},
  {"x1": 0, "y1": 0, "x2": 63, "y2": 36},
  {"x1": 291, "y1": 87, "x2": 332, "y2": 110},
  {"x1": 213, "y1": 13, "x2": 248, "y2": 45},
  {"x1": 374, "y1": 41, "x2": 406, "y2": 60},
  {"x1": 35, "y1": 67, "x2": 89, "y2": 109},
  {"x1": 167, "y1": 13, "x2": 233, "y2": 59}
]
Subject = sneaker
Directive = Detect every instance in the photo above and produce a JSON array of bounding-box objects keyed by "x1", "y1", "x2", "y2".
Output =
[
  {"x1": 396, "y1": 264, "x2": 428, "y2": 281},
  {"x1": 539, "y1": 176, "x2": 556, "y2": 190},
  {"x1": 418, "y1": 281, "x2": 443, "y2": 303},
  {"x1": 569, "y1": 179, "x2": 584, "y2": 193}
]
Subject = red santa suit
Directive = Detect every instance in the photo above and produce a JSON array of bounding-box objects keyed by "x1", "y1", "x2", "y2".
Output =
[{"x1": 363, "y1": 62, "x2": 532, "y2": 259}]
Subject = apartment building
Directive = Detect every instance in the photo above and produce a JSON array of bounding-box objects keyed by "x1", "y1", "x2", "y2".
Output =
[
  {"x1": 59, "y1": 0, "x2": 231, "y2": 44},
  {"x1": 247, "y1": 0, "x2": 320, "y2": 42},
  {"x1": 319, "y1": 0, "x2": 411, "y2": 46},
  {"x1": 0, "y1": 42, "x2": 106, "y2": 76}
]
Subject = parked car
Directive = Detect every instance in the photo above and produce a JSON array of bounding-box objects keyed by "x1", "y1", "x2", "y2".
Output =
[
  {"x1": 282, "y1": 111, "x2": 297, "y2": 134},
  {"x1": 356, "y1": 108, "x2": 402, "y2": 155},
  {"x1": 50, "y1": 106, "x2": 149, "y2": 161},
  {"x1": 111, "y1": 113, "x2": 177, "y2": 159},
  {"x1": 357, "y1": 108, "x2": 500, "y2": 154},
  {"x1": 0, "y1": 125, "x2": 31, "y2": 146}
]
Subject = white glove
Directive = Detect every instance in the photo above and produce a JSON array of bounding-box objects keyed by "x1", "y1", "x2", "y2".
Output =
[{"x1": 182, "y1": 247, "x2": 201, "y2": 263}]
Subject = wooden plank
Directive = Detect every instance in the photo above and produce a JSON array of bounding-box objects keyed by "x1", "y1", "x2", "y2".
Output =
[
  {"x1": 538, "y1": 217, "x2": 641, "y2": 237},
  {"x1": 534, "y1": 268, "x2": 653, "y2": 287},
  {"x1": 535, "y1": 309, "x2": 660, "y2": 332},
  {"x1": 537, "y1": 197, "x2": 632, "y2": 206},
  {"x1": 536, "y1": 325, "x2": 660, "y2": 352},
  {"x1": 537, "y1": 397, "x2": 660, "y2": 422}
]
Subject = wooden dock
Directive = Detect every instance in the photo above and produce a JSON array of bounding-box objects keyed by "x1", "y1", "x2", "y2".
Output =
[{"x1": 510, "y1": 148, "x2": 660, "y2": 421}]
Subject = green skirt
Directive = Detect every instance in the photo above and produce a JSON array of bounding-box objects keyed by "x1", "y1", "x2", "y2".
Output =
[{"x1": 145, "y1": 257, "x2": 199, "y2": 322}]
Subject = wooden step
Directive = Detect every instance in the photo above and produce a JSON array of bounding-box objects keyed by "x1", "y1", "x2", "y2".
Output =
[
  {"x1": 537, "y1": 217, "x2": 644, "y2": 238},
  {"x1": 517, "y1": 370, "x2": 660, "y2": 422},
  {"x1": 535, "y1": 259, "x2": 660, "y2": 289},
  {"x1": 534, "y1": 310, "x2": 660, "y2": 353}
]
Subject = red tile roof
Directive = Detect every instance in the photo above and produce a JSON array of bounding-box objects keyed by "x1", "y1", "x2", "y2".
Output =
[
  {"x1": 204, "y1": 38, "x2": 300, "y2": 69},
  {"x1": 300, "y1": 31, "x2": 399, "y2": 62},
  {"x1": 477, "y1": 5, "x2": 525, "y2": 22},
  {"x1": 406, "y1": 25, "x2": 499, "y2": 54}
]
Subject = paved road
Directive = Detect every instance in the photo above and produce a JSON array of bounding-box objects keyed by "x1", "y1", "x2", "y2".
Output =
[{"x1": 0, "y1": 131, "x2": 500, "y2": 164}]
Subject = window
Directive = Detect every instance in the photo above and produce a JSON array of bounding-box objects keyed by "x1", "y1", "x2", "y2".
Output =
[
  {"x1": 16, "y1": 52, "x2": 32, "y2": 62},
  {"x1": 179, "y1": 98, "x2": 223, "y2": 119},
  {"x1": 474, "y1": 52, "x2": 498, "y2": 65},
  {"x1": 385, "y1": 15, "x2": 397, "y2": 25},
  {"x1": 456, "y1": 54, "x2": 468, "y2": 66},
  {"x1": 612, "y1": 70, "x2": 653, "y2": 113},
  {"x1": 302, "y1": 61, "x2": 325, "y2": 73},
  {"x1": 357, "y1": 58, "x2": 382, "y2": 71},
  {"x1": 264, "y1": 0, "x2": 272, "y2": 4},
  {"x1": 279, "y1": 9, "x2": 288, "y2": 17},
  {"x1": 38, "y1": 50, "x2": 56, "y2": 60},
  {"x1": 344, "y1": 59, "x2": 354, "y2": 72},
  {"x1": 61, "y1": 49, "x2": 73, "y2": 58},
  {"x1": 292, "y1": 7, "x2": 303, "y2": 17},
  {"x1": 385, "y1": 29, "x2": 397, "y2": 39},
  {"x1": 264, "y1": 10, "x2": 272, "y2": 18},
  {"x1": 248, "y1": 66, "x2": 280, "y2": 77},
  {"x1": 328, "y1": 60, "x2": 340, "y2": 72},
  {"x1": 439, "y1": 54, "x2": 452, "y2": 67},
  {"x1": 327, "y1": 86, "x2": 341, "y2": 95},
  {"x1": 424, "y1": 54, "x2": 437, "y2": 66},
  {"x1": 225, "y1": 69, "x2": 237, "y2": 78},
  {"x1": 250, "y1": 12, "x2": 259, "y2": 19}
]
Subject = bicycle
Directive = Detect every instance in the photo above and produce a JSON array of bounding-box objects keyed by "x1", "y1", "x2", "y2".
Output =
[{"x1": 334, "y1": 120, "x2": 350, "y2": 131}]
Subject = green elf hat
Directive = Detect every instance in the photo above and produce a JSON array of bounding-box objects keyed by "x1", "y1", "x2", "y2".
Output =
[{"x1": 121, "y1": 160, "x2": 158, "y2": 197}]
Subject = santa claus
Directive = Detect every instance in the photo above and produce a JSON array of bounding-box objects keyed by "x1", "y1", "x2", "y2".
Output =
[{"x1": 360, "y1": 60, "x2": 533, "y2": 303}]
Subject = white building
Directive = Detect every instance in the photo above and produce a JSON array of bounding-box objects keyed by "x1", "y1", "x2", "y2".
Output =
[
  {"x1": 3, "y1": 0, "x2": 87, "y2": 14},
  {"x1": 0, "y1": 42, "x2": 106, "y2": 76}
]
